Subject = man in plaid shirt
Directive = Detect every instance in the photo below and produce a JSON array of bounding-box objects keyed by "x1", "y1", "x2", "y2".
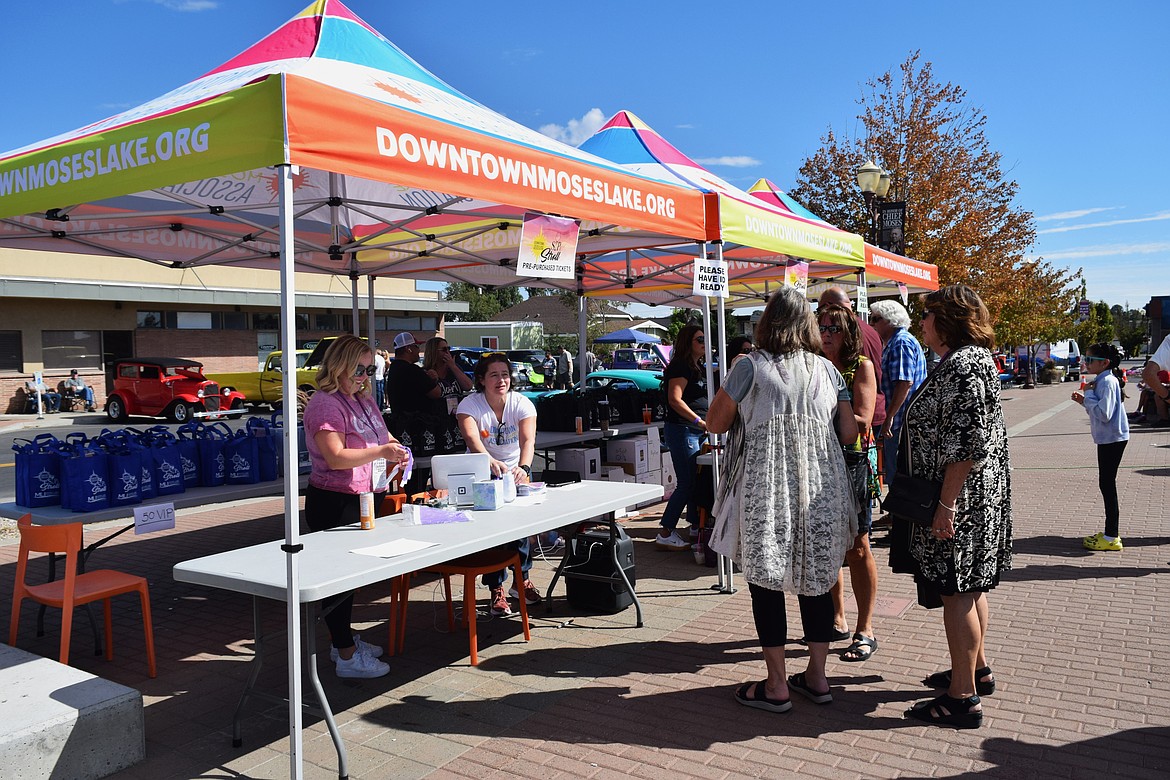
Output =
[{"x1": 869, "y1": 300, "x2": 927, "y2": 483}]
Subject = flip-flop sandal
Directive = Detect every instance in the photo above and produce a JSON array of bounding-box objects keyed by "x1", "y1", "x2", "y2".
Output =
[
  {"x1": 787, "y1": 672, "x2": 832, "y2": 705},
  {"x1": 734, "y1": 680, "x2": 792, "y2": 713},
  {"x1": 923, "y1": 666, "x2": 995, "y2": 696},
  {"x1": 905, "y1": 693, "x2": 983, "y2": 729},
  {"x1": 796, "y1": 627, "x2": 851, "y2": 645},
  {"x1": 841, "y1": 633, "x2": 878, "y2": 662}
]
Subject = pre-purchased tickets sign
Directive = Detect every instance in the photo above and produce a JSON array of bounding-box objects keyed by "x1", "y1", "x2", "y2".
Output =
[
  {"x1": 693, "y1": 256, "x2": 728, "y2": 298},
  {"x1": 517, "y1": 212, "x2": 580, "y2": 280}
]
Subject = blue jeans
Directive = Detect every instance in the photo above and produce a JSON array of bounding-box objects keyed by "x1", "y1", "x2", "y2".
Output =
[
  {"x1": 662, "y1": 422, "x2": 702, "y2": 532},
  {"x1": 883, "y1": 432, "x2": 901, "y2": 486},
  {"x1": 483, "y1": 537, "x2": 532, "y2": 589},
  {"x1": 374, "y1": 379, "x2": 385, "y2": 409}
]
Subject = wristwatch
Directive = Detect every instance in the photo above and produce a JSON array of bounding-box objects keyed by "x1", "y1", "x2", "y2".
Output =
[{"x1": 519, "y1": 464, "x2": 531, "y2": 477}]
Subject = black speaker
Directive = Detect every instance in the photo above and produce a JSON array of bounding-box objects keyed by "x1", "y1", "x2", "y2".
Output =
[{"x1": 563, "y1": 524, "x2": 636, "y2": 613}]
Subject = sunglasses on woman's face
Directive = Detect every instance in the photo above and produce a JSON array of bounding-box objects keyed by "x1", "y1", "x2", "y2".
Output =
[
  {"x1": 352, "y1": 364, "x2": 376, "y2": 378},
  {"x1": 1083, "y1": 355, "x2": 1106, "y2": 363},
  {"x1": 818, "y1": 325, "x2": 842, "y2": 334}
]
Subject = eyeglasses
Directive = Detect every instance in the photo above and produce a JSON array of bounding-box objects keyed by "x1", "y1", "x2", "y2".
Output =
[
  {"x1": 694, "y1": 336, "x2": 705, "y2": 344},
  {"x1": 818, "y1": 325, "x2": 842, "y2": 334},
  {"x1": 1083, "y1": 355, "x2": 1106, "y2": 363},
  {"x1": 352, "y1": 364, "x2": 376, "y2": 378},
  {"x1": 495, "y1": 423, "x2": 508, "y2": 446}
]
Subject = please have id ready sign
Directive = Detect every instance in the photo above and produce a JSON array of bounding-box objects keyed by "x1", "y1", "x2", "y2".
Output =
[{"x1": 693, "y1": 256, "x2": 728, "y2": 298}]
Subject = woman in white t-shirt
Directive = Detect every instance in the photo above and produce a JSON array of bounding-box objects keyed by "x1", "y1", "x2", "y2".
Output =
[{"x1": 456, "y1": 354, "x2": 539, "y2": 615}]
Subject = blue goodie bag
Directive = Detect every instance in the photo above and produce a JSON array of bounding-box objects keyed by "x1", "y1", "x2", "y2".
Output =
[
  {"x1": 175, "y1": 423, "x2": 202, "y2": 488},
  {"x1": 102, "y1": 434, "x2": 143, "y2": 508},
  {"x1": 59, "y1": 438, "x2": 110, "y2": 512},
  {"x1": 247, "y1": 416, "x2": 281, "y2": 482},
  {"x1": 13, "y1": 434, "x2": 62, "y2": 508},
  {"x1": 145, "y1": 427, "x2": 186, "y2": 496},
  {"x1": 224, "y1": 428, "x2": 260, "y2": 485}
]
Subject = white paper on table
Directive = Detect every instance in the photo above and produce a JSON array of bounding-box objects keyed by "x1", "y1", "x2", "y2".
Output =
[{"x1": 350, "y1": 539, "x2": 439, "y2": 558}]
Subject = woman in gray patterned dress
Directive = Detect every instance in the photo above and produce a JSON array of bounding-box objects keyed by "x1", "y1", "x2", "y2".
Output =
[
  {"x1": 898, "y1": 284, "x2": 1012, "y2": 729},
  {"x1": 707, "y1": 286, "x2": 859, "y2": 713}
]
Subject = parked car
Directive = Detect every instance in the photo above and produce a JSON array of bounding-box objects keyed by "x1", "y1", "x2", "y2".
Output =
[
  {"x1": 610, "y1": 348, "x2": 662, "y2": 371},
  {"x1": 206, "y1": 349, "x2": 316, "y2": 409},
  {"x1": 507, "y1": 349, "x2": 549, "y2": 384},
  {"x1": 105, "y1": 357, "x2": 246, "y2": 423}
]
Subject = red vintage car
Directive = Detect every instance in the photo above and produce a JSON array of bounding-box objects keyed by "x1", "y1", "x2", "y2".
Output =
[{"x1": 105, "y1": 357, "x2": 246, "y2": 423}]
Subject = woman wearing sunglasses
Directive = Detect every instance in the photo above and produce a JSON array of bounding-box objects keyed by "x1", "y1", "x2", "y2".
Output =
[
  {"x1": 817, "y1": 304, "x2": 880, "y2": 663},
  {"x1": 456, "y1": 353, "x2": 539, "y2": 615},
  {"x1": 658, "y1": 324, "x2": 711, "y2": 550},
  {"x1": 302, "y1": 334, "x2": 410, "y2": 679}
]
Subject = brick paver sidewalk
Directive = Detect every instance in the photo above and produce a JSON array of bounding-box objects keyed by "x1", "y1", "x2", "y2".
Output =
[{"x1": 1, "y1": 380, "x2": 1167, "y2": 779}]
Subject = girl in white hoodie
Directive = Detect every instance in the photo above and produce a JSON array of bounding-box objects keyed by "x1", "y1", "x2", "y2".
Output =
[{"x1": 1071, "y1": 343, "x2": 1129, "y2": 551}]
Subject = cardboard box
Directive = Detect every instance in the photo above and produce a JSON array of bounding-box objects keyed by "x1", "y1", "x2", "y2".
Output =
[
  {"x1": 553, "y1": 446, "x2": 601, "y2": 480},
  {"x1": 599, "y1": 465, "x2": 629, "y2": 482},
  {"x1": 638, "y1": 468, "x2": 663, "y2": 507},
  {"x1": 607, "y1": 437, "x2": 649, "y2": 475},
  {"x1": 647, "y1": 440, "x2": 662, "y2": 471},
  {"x1": 660, "y1": 458, "x2": 677, "y2": 499}
]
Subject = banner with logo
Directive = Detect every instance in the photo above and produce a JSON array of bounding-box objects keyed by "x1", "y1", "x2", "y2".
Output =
[
  {"x1": 693, "y1": 256, "x2": 728, "y2": 298},
  {"x1": 878, "y1": 201, "x2": 905, "y2": 254},
  {"x1": 517, "y1": 212, "x2": 580, "y2": 280}
]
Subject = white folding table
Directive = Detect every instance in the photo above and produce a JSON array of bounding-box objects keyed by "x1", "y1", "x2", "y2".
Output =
[{"x1": 173, "y1": 479, "x2": 662, "y2": 780}]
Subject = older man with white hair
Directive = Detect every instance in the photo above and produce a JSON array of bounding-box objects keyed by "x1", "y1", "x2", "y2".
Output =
[{"x1": 868, "y1": 299, "x2": 927, "y2": 482}]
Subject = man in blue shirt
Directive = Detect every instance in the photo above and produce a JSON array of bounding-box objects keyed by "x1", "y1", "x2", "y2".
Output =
[{"x1": 868, "y1": 300, "x2": 927, "y2": 481}]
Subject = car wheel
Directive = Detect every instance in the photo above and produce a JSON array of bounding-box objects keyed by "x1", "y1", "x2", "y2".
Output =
[
  {"x1": 171, "y1": 402, "x2": 195, "y2": 423},
  {"x1": 106, "y1": 396, "x2": 128, "y2": 423},
  {"x1": 230, "y1": 398, "x2": 245, "y2": 410}
]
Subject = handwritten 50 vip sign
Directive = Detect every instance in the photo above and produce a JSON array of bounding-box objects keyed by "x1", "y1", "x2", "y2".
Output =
[
  {"x1": 516, "y1": 212, "x2": 581, "y2": 280},
  {"x1": 693, "y1": 257, "x2": 729, "y2": 298}
]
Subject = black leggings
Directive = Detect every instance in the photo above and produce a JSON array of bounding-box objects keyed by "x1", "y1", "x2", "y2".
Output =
[
  {"x1": 1097, "y1": 441, "x2": 1126, "y2": 538},
  {"x1": 748, "y1": 583, "x2": 835, "y2": 647},
  {"x1": 304, "y1": 485, "x2": 384, "y2": 650}
]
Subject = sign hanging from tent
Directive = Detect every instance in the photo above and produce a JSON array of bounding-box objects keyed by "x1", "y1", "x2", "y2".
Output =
[
  {"x1": 692, "y1": 255, "x2": 728, "y2": 298},
  {"x1": 516, "y1": 212, "x2": 580, "y2": 280},
  {"x1": 784, "y1": 261, "x2": 809, "y2": 294}
]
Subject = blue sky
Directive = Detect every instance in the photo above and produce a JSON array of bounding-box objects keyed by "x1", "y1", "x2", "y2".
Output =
[{"x1": 2, "y1": 0, "x2": 1166, "y2": 313}]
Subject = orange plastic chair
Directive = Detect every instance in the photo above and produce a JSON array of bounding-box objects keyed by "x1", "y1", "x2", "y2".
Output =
[
  {"x1": 390, "y1": 548, "x2": 529, "y2": 666},
  {"x1": 9, "y1": 518, "x2": 157, "y2": 678}
]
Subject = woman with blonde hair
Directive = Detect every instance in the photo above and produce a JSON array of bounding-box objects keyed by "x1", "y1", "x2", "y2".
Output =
[
  {"x1": 303, "y1": 334, "x2": 409, "y2": 678},
  {"x1": 708, "y1": 286, "x2": 859, "y2": 712}
]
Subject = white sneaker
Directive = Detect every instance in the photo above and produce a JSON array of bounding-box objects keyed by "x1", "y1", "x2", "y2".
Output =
[
  {"x1": 334, "y1": 651, "x2": 390, "y2": 679},
  {"x1": 655, "y1": 530, "x2": 689, "y2": 549},
  {"x1": 328, "y1": 633, "x2": 384, "y2": 662}
]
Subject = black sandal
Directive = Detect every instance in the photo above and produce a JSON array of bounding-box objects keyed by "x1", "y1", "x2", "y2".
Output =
[
  {"x1": 923, "y1": 666, "x2": 995, "y2": 696},
  {"x1": 905, "y1": 693, "x2": 983, "y2": 729}
]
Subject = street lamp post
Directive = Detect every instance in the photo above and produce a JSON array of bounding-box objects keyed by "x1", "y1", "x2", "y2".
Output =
[{"x1": 855, "y1": 159, "x2": 892, "y2": 246}]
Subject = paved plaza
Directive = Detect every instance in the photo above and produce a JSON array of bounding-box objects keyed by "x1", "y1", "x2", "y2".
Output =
[{"x1": 1, "y1": 378, "x2": 1168, "y2": 779}]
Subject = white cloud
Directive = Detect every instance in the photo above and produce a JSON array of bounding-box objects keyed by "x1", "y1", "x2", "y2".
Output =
[
  {"x1": 1037, "y1": 212, "x2": 1170, "y2": 234},
  {"x1": 1028, "y1": 241, "x2": 1170, "y2": 261},
  {"x1": 1035, "y1": 207, "x2": 1117, "y2": 222},
  {"x1": 693, "y1": 156, "x2": 761, "y2": 168},
  {"x1": 539, "y1": 108, "x2": 607, "y2": 146}
]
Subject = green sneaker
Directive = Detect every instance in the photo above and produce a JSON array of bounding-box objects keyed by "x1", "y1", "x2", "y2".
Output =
[{"x1": 1083, "y1": 532, "x2": 1123, "y2": 551}]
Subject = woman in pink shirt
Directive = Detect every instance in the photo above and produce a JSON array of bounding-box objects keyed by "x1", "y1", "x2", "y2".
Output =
[{"x1": 303, "y1": 335, "x2": 409, "y2": 679}]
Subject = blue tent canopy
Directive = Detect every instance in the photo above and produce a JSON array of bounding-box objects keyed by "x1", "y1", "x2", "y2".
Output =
[{"x1": 595, "y1": 328, "x2": 662, "y2": 344}]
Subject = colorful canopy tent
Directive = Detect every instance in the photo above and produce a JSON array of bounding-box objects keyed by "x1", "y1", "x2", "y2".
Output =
[
  {"x1": 0, "y1": 3, "x2": 718, "y2": 777},
  {"x1": 745, "y1": 178, "x2": 939, "y2": 295}
]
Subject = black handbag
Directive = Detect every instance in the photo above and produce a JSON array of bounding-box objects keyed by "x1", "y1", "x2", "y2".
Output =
[
  {"x1": 841, "y1": 447, "x2": 870, "y2": 505},
  {"x1": 882, "y1": 472, "x2": 942, "y2": 527}
]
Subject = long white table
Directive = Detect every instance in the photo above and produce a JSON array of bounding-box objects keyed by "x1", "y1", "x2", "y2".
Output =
[{"x1": 173, "y1": 479, "x2": 662, "y2": 779}]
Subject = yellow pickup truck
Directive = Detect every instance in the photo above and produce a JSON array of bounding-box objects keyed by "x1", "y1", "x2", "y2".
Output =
[{"x1": 207, "y1": 349, "x2": 317, "y2": 409}]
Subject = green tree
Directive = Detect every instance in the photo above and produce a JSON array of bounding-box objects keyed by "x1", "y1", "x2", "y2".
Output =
[
  {"x1": 790, "y1": 52, "x2": 1041, "y2": 323},
  {"x1": 1072, "y1": 301, "x2": 1114, "y2": 349},
  {"x1": 443, "y1": 283, "x2": 521, "y2": 321},
  {"x1": 1111, "y1": 304, "x2": 1148, "y2": 357},
  {"x1": 994, "y1": 260, "x2": 1079, "y2": 384}
]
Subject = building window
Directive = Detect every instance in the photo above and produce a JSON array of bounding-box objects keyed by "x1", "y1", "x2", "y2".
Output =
[
  {"x1": 0, "y1": 331, "x2": 22, "y2": 371},
  {"x1": 253, "y1": 312, "x2": 280, "y2": 330},
  {"x1": 315, "y1": 313, "x2": 340, "y2": 331},
  {"x1": 176, "y1": 312, "x2": 213, "y2": 330},
  {"x1": 42, "y1": 330, "x2": 102, "y2": 370},
  {"x1": 220, "y1": 312, "x2": 248, "y2": 330},
  {"x1": 137, "y1": 311, "x2": 163, "y2": 328}
]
